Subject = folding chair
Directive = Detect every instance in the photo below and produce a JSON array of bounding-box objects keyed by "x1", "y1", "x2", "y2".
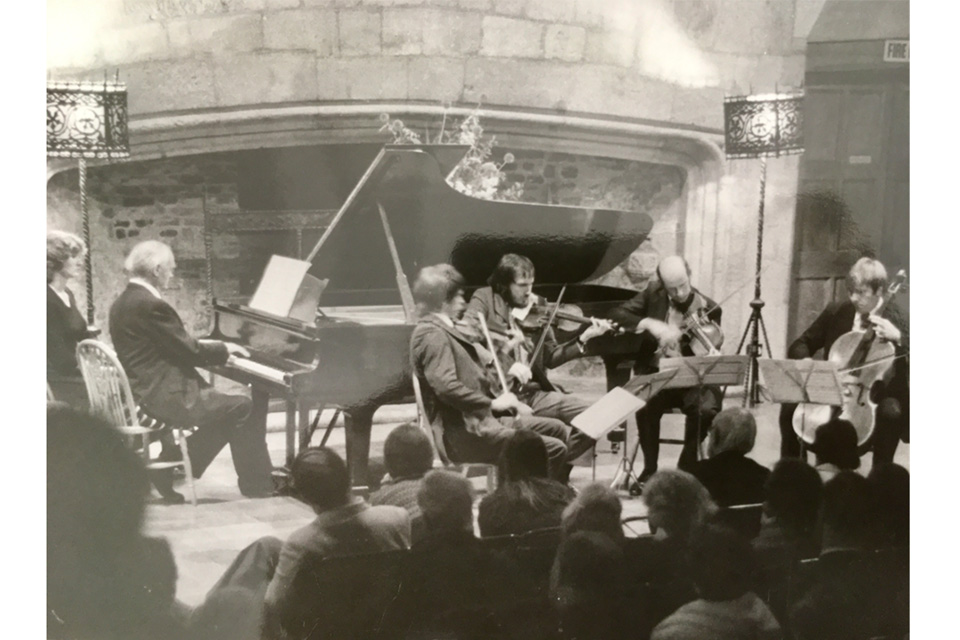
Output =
[
  {"x1": 76, "y1": 339, "x2": 197, "y2": 506},
  {"x1": 412, "y1": 374, "x2": 497, "y2": 492}
]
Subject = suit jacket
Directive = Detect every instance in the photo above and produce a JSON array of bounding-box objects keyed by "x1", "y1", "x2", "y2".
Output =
[
  {"x1": 109, "y1": 283, "x2": 229, "y2": 415},
  {"x1": 47, "y1": 286, "x2": 92, "y2": 379},
  {"x1": 264, "y1": 499, "x2": 410, "y2": 613},
  {"x1": 608, "y1": 282, "x2": 721, "y2": 374},
  {"x1": 410, "y1": 314, "x2": 504, "y2": 437},
  {"x1": 788, "y1": 300, "x2": 908, "y2": 395},
  {"x1": 464, "y1": 287, "x2": 583, "y2": 392}
]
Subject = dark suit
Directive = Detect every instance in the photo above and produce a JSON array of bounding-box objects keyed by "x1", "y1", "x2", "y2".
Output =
[
  {"x1": 464, "y1": 287, "x2": 595, "y2": 462},
  {"x1": 109, "y1": 282, "x2": 273, "y2": 495},
  {"x1": 410, "y1": 314, "x2": 570, "y2": 476},
  {"x1": 608, "y1": 282, "x2": 723, "y2": 474},
  {"x1": 47, "y1": 286, "x2": 94, "y2": 408},
  {"x1": 778, "y1": 300, "x2": 909, "y2": 463}
]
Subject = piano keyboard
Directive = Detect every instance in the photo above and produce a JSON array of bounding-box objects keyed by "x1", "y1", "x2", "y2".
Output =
[{"x1": 227, "y1": 356, "x2": 288, "y2": 385}]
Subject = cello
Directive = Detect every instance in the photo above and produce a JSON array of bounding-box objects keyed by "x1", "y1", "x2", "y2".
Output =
[{"x1": 793, "y1": 270, "x2": 907, "y2": 447}]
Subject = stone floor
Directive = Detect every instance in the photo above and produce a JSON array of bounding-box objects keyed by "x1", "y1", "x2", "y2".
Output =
[{"x1": 143, "y1": 375, "x2": 910, "y2": 607}]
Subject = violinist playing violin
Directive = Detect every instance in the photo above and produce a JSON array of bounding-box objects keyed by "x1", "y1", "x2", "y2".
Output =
[
  {"x1": 778, "y1": 257, "x2": 908, "y2": 465},
  {"x1": 464, "y1": 254, "x2": 614, "y2": 481},
  {"x1": 608, "y1": 256, "x2": 723, "y2": 489}
]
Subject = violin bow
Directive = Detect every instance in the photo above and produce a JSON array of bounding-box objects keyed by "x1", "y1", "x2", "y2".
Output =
[
  {"x1": 529, "y1": 285, "x2": 567, "y2": 365},
  {"x1": 477, "y1": 314, "x2": 511, "y2": 394}
]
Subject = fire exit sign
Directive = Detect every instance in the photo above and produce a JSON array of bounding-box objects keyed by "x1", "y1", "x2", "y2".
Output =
[{"x1": 884, "y1": 40, "x2": 909, "y2": 62}]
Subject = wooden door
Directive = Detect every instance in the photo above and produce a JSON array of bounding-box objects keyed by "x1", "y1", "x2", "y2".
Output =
[{"x1": 788, "y1": 69, "x2": 909, "y2": 345}]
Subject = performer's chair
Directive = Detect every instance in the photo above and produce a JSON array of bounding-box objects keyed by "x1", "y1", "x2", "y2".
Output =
[
  {"x1": 76, "y1": 339, "x2": 197, "y2": 506},
  {"x1": 412, "y1": 374, "x2": 497, "y2": 493}
]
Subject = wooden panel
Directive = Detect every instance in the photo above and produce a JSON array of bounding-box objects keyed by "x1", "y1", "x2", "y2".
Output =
[
  {"x1": 838, "y1": 179, "x2": 880, "y2": 251},
  {"x1": 804, "y1": 90, "x2": 843, "y2": 164},
  {"x1": 797, "y1": 186, "x2": 841, "y2": 253},
  {"x1": 797, "y1": 251, "x2": 860, "y2": 279},
  {"x1": 795, "y1": 279, "x2": 834, "y2": 348},
  {"x1": 843, "y1": 90, "x2": 885, "y2": 158}
]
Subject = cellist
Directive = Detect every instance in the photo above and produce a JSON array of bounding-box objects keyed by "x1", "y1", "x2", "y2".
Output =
[{"x1": 779, "y1": 257, "x2": 909, "y2": 465}]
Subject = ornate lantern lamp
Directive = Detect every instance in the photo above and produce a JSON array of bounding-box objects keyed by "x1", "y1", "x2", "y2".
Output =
[
  {"x1": 47, "y1": 78, "x2": 130, "y2": 324},
  {"x1": 723, "y1": 91, "x2": 804, "y2": 406}
]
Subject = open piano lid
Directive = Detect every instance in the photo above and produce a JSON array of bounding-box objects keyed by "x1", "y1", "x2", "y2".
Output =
[{"x1": 307, "y1": 145, "x2": 655, "y2": 306}]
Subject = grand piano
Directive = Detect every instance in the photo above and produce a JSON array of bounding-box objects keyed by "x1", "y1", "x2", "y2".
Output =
[{"x1": 203, "y1": 144, "x2": 654, "y2": 484}]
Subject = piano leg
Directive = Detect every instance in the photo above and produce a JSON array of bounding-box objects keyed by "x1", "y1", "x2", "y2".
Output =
[
  {"x1": 285, "y1": 401, "x2": 297, "y2": 468},
  {"x1": 297, "y1": 401, "x2": 311, "y2": 454},
  {"x1": 344, "y1": 405, "x2": 375, "y2": 487}
]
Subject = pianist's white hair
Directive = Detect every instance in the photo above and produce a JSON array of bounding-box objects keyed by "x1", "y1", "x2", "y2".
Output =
[{"x1": 124, "y1": 240, "x2": 174, "y2": 279}]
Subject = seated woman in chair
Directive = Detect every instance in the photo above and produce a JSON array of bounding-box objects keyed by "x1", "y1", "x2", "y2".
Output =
[
  {"x1": 478, "y1": 430, "x2": 576, "y2": 537},
  {"x1": 690, "y1": 408, "x2": 770, "y2": 507},
  {"x1": 47, "y1": 230, "x2": 96, "y2": 409}
]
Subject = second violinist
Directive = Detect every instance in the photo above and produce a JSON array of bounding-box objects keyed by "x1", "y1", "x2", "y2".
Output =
[
  {"x1": 608, "y1": 255, "x2": 724, "y2": 489},
  {"x1": 464, "y1": 254, "x2": 614, "y2": 481}
]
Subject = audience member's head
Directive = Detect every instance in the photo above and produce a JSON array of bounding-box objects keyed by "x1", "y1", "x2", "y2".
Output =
[
  {"x1": 643, "y1": 470, "x2": 717, "y2": 544},
  {"x1": 763, "y1": 459, "x2": 824, "y2": 538},
  {"x1": 499, "y1": 429, "x2": 550, "y2": 483},
  {"x1": 48, "y1": 405, "x2": 177, "y2": 639},
  {"x1": 417, "y1": 470, "x2": 475, "y2": 535},
  {"x1": 706, "y1": 407, "x2": 757, "y2": 457},
  {"x1": 551, "y1": 531, "x2": 629, "y2": 640},
  {"x1": 821, "y1": 471, "x2": 878, "y2": 551},
  {"x1": 868, "y1": 463, "x2": 909, "y2": 548},
  {"x1": 47, "y1": 230, "x2": 85, "y2": 284},
  {"x1": 383, "y1": 423, "x2": 434, "y2": 481},
  {"x1": 688, "y1": 523, "x2": 757, "y2": 601},
  {"x1": 561, "y1": 483, "x2": 624, "y2": 543},
  {"x1": 810, "y1": 419, "x2": 860, "y2": 470},
  {"x1": 292, "y1": 447, "x2": 351, "y2": 512}
]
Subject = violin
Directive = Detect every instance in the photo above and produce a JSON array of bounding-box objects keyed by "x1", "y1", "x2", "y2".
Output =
[
  {"x1": 793, "y1": 270, "x2": 907, "y2": 447},
  {"x1": 512, "y1": 296, "x2": 622, "y2": 335}
]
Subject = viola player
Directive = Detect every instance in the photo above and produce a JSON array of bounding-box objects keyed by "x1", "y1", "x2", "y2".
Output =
[
  {"x1": 778, "y1": 257, "x2": 908, "y2": 465},
  {"x1": 608, "y1": 256, "x2": 723, "y2": 490}
]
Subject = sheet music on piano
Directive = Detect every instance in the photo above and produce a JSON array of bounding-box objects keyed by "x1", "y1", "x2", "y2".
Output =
[{"x1": 248, "y1": 255, "x2": 312, "y2": 318}]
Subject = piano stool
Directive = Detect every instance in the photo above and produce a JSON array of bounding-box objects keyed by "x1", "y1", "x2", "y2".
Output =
[
  {"x1": 76, "y1": 339, "x2": 198, "y2": 506},
  {"x1": 411, "y1": 375, "x2": 498, "y2": 494}
]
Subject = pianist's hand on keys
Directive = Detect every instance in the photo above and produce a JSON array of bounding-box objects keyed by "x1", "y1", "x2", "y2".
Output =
[{"x1": 224, "y1": 342, "x2": 250, "y2": 358}]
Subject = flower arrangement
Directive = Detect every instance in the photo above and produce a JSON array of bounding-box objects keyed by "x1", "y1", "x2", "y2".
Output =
[{"x1": 379, "y1": 110, "x2": 523, "y2": 202}]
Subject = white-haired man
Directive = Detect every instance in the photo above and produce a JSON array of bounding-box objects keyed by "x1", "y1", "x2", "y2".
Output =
[{"x1": 109, "y1": 240, "x2": 274, "y2": 502}]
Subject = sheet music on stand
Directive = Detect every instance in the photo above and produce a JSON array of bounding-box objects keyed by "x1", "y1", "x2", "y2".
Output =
[
  {"x1": 572, "y1": 387, "x2": 647, "y2": 440},
  {"x1": 658, "y1": 355, "x2": 750, "y2": 390},
  {"x1": 758, "y1": 359, "x2": 844, "y2": 445},
  {"x1": 757, "y1": 359, "x2": 843, "y2": 405}
]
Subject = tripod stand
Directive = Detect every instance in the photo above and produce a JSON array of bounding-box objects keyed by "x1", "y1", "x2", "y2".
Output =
[{"x1": 735, "y1": 156, "x2": 774, "y2": 408}]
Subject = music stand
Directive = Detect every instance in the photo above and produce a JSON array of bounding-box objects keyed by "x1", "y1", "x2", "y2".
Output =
[
  {"x1": 608, "y1": 368, "x2": 681, "y2": 491},
  {"x1": 613, "y1": 355, "x2": 749, "y2": 492},
  {"x1": 758, "y1": 359, "x2": 843, "y2": 448}
]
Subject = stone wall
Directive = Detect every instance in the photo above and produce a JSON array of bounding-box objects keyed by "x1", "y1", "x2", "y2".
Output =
[
  {"x1": 46, "y1": 153, "x2": 241, "y2": 336},
  {"x1": 47, "y1": 144, "x2": 683, "y2": 341},
  {"x1": 47, "y1": 0, "x2": 832, "y2": 361}
]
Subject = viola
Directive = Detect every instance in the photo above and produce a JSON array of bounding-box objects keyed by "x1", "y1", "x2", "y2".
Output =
[
  {"x1": 793, "y1": 270, "x2": 907, "y2": 447},
  {"x1": 679, "y1": 308, "x2": 724, "y2": 356}
]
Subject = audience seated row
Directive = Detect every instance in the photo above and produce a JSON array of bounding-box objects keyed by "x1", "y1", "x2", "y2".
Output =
[{"x1": 50, "y1": 406, "x2": 909, "y2": 640}]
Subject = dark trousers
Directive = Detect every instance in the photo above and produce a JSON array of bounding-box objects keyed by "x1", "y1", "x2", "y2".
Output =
[
  {"x1": 779, "y1": 395, "x2": 907, "y2": 465},
  {"x1": 444, "y1": 414, "x2": 570, "y2": 479},
  {"x1": 144, "y1": 387, "x2": 273, "y2": 496},
  {"x1": 635, "y1": 386, "x2": 722, "y2": 475},
  {"x1": 522, "y1": 389, "x2": 596, "y2": 462}
]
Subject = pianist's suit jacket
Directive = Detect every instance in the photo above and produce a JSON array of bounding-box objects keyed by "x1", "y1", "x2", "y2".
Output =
[
  {"x1": 109, "y1": 282, "x2": 230, "y2": 416},
  {"x1": 608, "y1": 281, "x2": 721, "y2": 375},
  {"x1": 410, "y1": 314, "x2": 504, "y2": 438}
]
